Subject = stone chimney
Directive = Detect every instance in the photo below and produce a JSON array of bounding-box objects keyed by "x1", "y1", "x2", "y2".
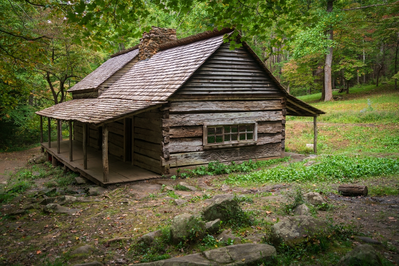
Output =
[{"x1": 139, "y1": 27, "x2": 177, "y2": 61}]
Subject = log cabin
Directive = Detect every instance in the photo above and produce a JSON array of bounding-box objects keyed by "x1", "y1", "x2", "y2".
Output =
[{"x1": 36, "y1": 27, "x2": 325, "y2": 185}]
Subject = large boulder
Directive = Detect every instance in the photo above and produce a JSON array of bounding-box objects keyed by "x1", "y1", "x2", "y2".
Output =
[
  {"x1": 70, "y1": 245, "x2": 95, "y2": 256},
  {"x1": 202, "y1": 194, "x2": 241, "y2": 222},
  {"x1": 170, "y1": 213, "x2": 206, "y2": 243},
  {"x1": 216, "y1": 230, "x2": 241, "y2": 245},
  {"x1": 304, "y1": 192, "x2": 326, "y2": 206},
  {"x1": 43, "y1": 203, "x2": 80, "y2": 215},
  {"x1": 293, "y1": 204, "x2": 310, "y2": 216},
  {"x1": 138, "y1": 230, "x2": 162, "y2": 245},
  {"x1": 337, "y1": 244, "x2": 382, "y2": 266},
  {"x1": 28, "y1": 154, "x2": 47, "y2": 164},
  {"x1": 133, "y1": 243, "x2": 276, "y2": 265},
  {"x1": 271, "y1": 215, "x2": 326, "y2": 246},
  {"x1": 205, "y1": 219, "x2": 221, "y2": 234}
]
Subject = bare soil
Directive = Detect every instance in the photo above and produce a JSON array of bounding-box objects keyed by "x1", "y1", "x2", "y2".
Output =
[{"x1": 0, "y1": 149, "x2": 398, "y2": 266}]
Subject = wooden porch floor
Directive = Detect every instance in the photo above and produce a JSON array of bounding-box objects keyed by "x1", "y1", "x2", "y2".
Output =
[{"x1": 42, "y1": 140, "x2": 161, "y2": 186}]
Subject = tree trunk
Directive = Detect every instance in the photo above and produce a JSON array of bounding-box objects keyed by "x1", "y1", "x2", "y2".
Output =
[
  {"x1": 395, "y1": 35, "x2": 399, "y2": 90},
  {"x1": 324, "y1": 0, "x2": 334, "y2": 102},
  {"x1": 376, "y1": 64, "x2": 383, "y2": 87},
  {"x1": 363, "y1": 47, "x2": 366, "y2": 83}
]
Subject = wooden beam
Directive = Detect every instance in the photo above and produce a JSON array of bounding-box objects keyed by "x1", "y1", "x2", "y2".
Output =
[
  {"x1": 314, "y1": 116, "x2": 317, "y2": 154},
  {"x1": 287, "y1": 99, "x2": 316, "y2": 115},
  {"x1": 131, "y1": 116, "x2": 135, "y2": 165},
  {"x1": 57, "y1": 120, "x2": 61, "y2": 154},
  {"x1": 83, "y1": 123, "x2": 87, "y2": 169},
  {"x1": 102, "y1": 124, "x2": 109, "y2": 183},
  {"x1": 40, "y1": 116, "x2": 43, "y2": 143},
  {"x1": 48, "y1": 117, "x2": 51, "y2": 148},
  {"x1": 69, "y1": 121, "x2": 73, "y2": 162}
]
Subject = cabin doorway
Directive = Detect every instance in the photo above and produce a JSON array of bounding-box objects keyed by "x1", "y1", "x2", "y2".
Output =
[{"x1": 125, "y1": 118, "x2": 133, "y2": 162}]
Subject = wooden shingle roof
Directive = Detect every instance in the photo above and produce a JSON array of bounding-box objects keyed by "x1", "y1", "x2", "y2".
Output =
[
  {"x1": 99, "y1": 34, "x2": 226, "y2": 101},
  {"x1": 68, "y1": 49, "x2": 138, "y2": 92}
]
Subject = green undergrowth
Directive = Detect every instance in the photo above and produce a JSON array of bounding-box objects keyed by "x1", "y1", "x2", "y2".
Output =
[
  {"x1": 225, "y1": 155, "x2": 399, "y2": 186},
  {"x1": 177, "y1": 157, "x2": 289, "y2": 178}
]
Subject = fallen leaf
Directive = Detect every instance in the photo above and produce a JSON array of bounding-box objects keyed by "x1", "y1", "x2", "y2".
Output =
[{"x1": 36, "y1": 250, "x2": 41, "y2": 254}]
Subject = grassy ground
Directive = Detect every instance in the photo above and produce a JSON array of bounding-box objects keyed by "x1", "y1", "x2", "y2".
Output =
[{"x1": 0, "y1": 83, "x2": 398, "y2": 265}]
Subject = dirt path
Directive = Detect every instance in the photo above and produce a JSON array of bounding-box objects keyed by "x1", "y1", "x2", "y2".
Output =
[{"x1": 0, "y1": 147, "x2": 41, "y2": 184}]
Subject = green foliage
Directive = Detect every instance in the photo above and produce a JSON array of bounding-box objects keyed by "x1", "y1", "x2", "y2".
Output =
[
  {"x1": 226, "y1": 155, "x2": 399, "y2": 186},
  {"x1": 369, "y1": 185, "x2": 399, "y2": 196},
  {"x1": 166, "y1": 190, "x2": 179, "y2": 199},
  {"x1": 131, "y1": 228, "x2": 172, "y2": 262},
  {"x1": 174, "y1": 184, "x2": 190, "y2": 191}
]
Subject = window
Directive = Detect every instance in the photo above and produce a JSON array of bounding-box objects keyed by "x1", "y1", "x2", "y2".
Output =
[{"x1": 204, "y1": 123, "x2": 257, "y2": 147}]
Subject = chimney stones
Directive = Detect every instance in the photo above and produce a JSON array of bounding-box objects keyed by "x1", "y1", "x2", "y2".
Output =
[{"x1": 138, "y1": 27, "x2": 177, "y2": 61}]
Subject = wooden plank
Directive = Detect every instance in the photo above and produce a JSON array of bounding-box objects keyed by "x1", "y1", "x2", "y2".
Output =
[
  {"x1": 135, "y1": 117, "x2": 161, "y2": 128},
  {"x1": 109, "y1": 132, "x2": 124, "y2": 148},
  {"x1": 102, "y1": 125, "x2": 109, "y2": 183},
  {"x1": 57, "y1": 120, "x2": 61, "y2": 154},
  {"x1": 167, "y1": 143, "x2": 282, "y2": 167},
  {"x1": 109, "y1": 142, "x2": 124, "y2": 158},
  {"x1": 134, "y1": 153, "x2": 161, "y2": 174},
  {"x1": 169, "y1": 101, "x2": 282, "y2": 113},
  {"x1": 132, "y1": 116, "x2": 135, "y2": 165},
  {"x1": 48, "y1": 117, "x2": 51, "y2": 148},
  {"x1": 187, "y1": 79, "x2": 272, "y2": 85},
  {"x1": 108, "y1": 121, "x2": 124, "y2": 135},
  {"x1": 178, "y1": 91, "x2": 277, "y2": 95},
  {"x1": 40, "y1": 116, "x2": 43, "y2": 143},
  {"x1": 89, "y1": 138, "x2": 100, "y2": 149},
  {"x1": 69, "y1": 121, "x2": 73, "y2": 162},
  {"x1": 170, "y1": 95, "x2": 284, "y2": 101},
  {"x1": 169, "y1": 126, "x2": 203, "y2": 138},
  {"x1": 123, "y1": 118, "x2": 127, "y2": 162},
  {"x1": 89, "y1": 128, "x2": 99, "y2": 139},
  {"x1": 168, "y1": 138, "x2": 203, "y2": 153},
  {"x1": 83, "y1": 124, "x2": 87, "y2": 169},
  {"x1": 257, "y1": 121, "x2": 283, "y2": 134},
  {"x1": 257, "y1": 133, "x2": 283, "y2": 145},
  {"x1": 134, "y1": 127, "x2": 162, "y2": 143},
  {"x1": 135, "y1": 140, "x2": 161, "y2": 159},
  {"x1": 164, "y1": 111, "x2": 283, "y2": 127}
]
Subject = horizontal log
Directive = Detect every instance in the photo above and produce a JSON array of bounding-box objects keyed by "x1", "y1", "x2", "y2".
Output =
[
  {"x1": 188, "y1": 79, "x2": 271, "y2": 84},
  {"x1": 89, "y1": 138, "x2": 100, "y2": 149},
  {"x1": 177, "y1": 91, "x2": 279, "y2": 95},
  {"x1": 167, "y1": 142, "x2": 282, "y2": 167},
  {"x1": 169, "y1": 101, "x2": 282, "y2": 113},
  {"x1": 164, "y1": 111, "x2": 283, "y2": 127},
  {"x1": 109, "y1": 132, "x2": 124, "y2": 147},
  {"x1": 169, "y1": 126, "x2": 203, "y2": 138},
  {"x1": 72, "y1": 91, "x2": 98, "y2": 99},
  {"x1": 338, "y1": 185, "x2": 368, "y2": 196},
  {"x1": 135, "y1": 140, "x2": 161, "y2": 159},
  {"x1": 108, "y1": 122, "x2": 124, "y2": 135},
  {"x1": 195, "y1": 70, "x2": 266, "y2": 77},
  {"x1": 135, "y1": 128, "x2": 162, "y2": 144},
  {"x1": 257, "y1": 133, "x2": 283, "y2": 145},
  {"x1": 89, "y1": 128, "x2": 99, "y2": 139},
  {"x1": 168, "y1": 138, "x2": 203, "y2": 153},
  {"x1": 109, "y1": 142, "x2": 124, "y2": 158},
  {"x1": 257, "y1": 121, "x2": 283, "y2": 134},
  {"x1": 135, "y1": 117, "x2": 161, "y2": 128}
]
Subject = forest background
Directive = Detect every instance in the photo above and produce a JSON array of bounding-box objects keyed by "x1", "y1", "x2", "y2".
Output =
[{"x1": 1, "y1": 0, "x2": 398, "y2": 151}]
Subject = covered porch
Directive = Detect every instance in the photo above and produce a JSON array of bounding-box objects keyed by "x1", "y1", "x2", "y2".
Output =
[{"x1": 42, "y1": 140, "x2": 161, "y2": 185}]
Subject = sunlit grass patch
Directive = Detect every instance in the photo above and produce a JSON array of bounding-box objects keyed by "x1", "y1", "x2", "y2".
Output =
[{"x1": 225, "y1": 155, "x2": 399, "y2": 186}]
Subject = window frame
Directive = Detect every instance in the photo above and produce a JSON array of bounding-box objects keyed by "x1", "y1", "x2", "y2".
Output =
[{"x1": 203, "y1": 122, "x2": 258, "y2": 149}]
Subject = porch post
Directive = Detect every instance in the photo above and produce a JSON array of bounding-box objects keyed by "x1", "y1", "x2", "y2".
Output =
[
  {"x1": 57, "y1": 120, "x2": 61, "y2": 154},
  {"x1": 83, "y1": 123, "x2": 87, "y2": 169},
  {"x1": 40, "y1": 116, "x2": 44, "y2": 153},
  {"x1": 313, "y1": 116, "x2": 317, "y2": 154},
  {"x1": 69, "y1": 121, "x2": 73, "y2": 162},
  {"x1": 48, "y1": 117, "x2": 51, "y2": 148},
  {"x1": 102, "y1": 124, "x2": 109, "y2": 183}
]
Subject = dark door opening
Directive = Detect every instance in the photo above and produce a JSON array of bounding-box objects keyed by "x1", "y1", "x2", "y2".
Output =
[{"x1": 125, "y1": 118, "x2": 132, "y2": 162}]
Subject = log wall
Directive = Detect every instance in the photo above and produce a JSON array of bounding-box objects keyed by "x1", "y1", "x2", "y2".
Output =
[{"x1": 133, "y1": 109, "x2": 163, "y2": 174}]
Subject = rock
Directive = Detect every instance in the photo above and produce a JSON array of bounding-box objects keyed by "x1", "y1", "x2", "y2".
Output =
[
  {"x1": 217, "y1": 230, "x2": 241, "y2": 244},
  {"x1": 88, "y1": 187, "x2": 106, "y2": 196},
  {"x1": 43, "y1": 203, "x2": 80, "y2": 215},
  {"x1": 177, "y1": 182, "x2": 197, "y2": 191},
  {"x1": 174, "y1": 199, "x2": 187, "y2": 206},
  {"x1": 28, "y1": 154, "x2": 47, "y2": 164},
  {"x1": 338, "y1": 244, "x2": 382, "y2": 266},
  {"x1": 245, "y1": 233, "x2": 264, "y2": 244},
  {"x1": 45, "y1": 180, "x2": 58, "y2": 187},
  {"x1": 40, "y1": 195, "x2": 77, "y2": 205},
  {"x1": 202, "y1": 194, "x2": 241, "y2": 222},
  {"x1": 138, "y1": 230, "x2": 162, "y2": 245},
  {"x1": 73, "y1": 262, "x2": 103, "y2": 266},
  {"x1": 163, "y1": 185, "x2": 175, "y2": 192},
  {"x1": 293, "y1": 204, "x2": 310, "y2": 215},
  {"x1": 205, "y1": 219, "x2": 221, "y2": 234},
  {"x1": 354, "y1": 236, "x2": 382, "y2": 245},
  {"x1": 44, "y1": 188, "x2": 57, "y2": 196},
  {"x1": 70, "y1": 245, "x2": 95, "y2": 256},
  {"x1": 170, "y1": 213, "x2": 205, "y2": 243},
  {"x1": 221, "y1": 184, "x2": 230, "y2": 192},
  {"x1": 134, "y1": 244, "x2": 276, "y2": 265},
  {"x1": 75, "y1": 176, "x2": 88, "y2": 185},
  {"x1": 271, "y1": 215, "x2": 327, "y2": 246},
  {"x1": 134, "y1": 253, "x2": 210, "y2": 265},
  {"x1": 32, "y1": 171, "x2": 41, "y2": 177},
  {"x1": 204, "y1": 244, "x2": 276, "y2": 265},
  {"x1": 304, "y1": 192, "x2": 326, "y2": 206}
]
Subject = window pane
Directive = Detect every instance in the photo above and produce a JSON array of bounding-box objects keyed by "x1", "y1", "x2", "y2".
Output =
[
  {"x1": 224, "y1": 126, "x2": 230, "y2": 132},
  {"x1": 216, "y1": 135, "x2": 223, "y2": 143},
  {"x1": 247, "y1": 133, "x2": 253, "y2": 140},
  {"x1": 224, "y1": 134, "x2": 230, "y2": 141},
  {"x1": 231, "y1": 126, "x2": 238, "y2": 133},
  {"x1": 247, "y1": 125, "x2": 254, "y2": 131},
  {"x1": 208, "y1": 136, "x2": 215, "y2": 143},
  {"x1": 239, "y1": 125, "x2": 246, "y2": 132},
  {"x1": 231, "y1": 134, "x2": 237, "y2": 141},
  {"x1": 216, "y1": 127, "x2": 223, "y2": 134},
  {"x1": 208, "y1": 127, "x2": 215, "y2": 134},
  {"x1": 239, "y1": 133, "x2": 246, "y2": 140}
]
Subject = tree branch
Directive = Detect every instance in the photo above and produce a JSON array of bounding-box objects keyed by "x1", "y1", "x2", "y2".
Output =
[
  {"x1": 0, "y1": 28, "x2": 52, "y2": 41},
  {"x1": 343, "y1": 1, "x2": 398, "y2": 11},
  {"x1": 24, "y1": 0, "x2": 45, "y2": 7}
]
